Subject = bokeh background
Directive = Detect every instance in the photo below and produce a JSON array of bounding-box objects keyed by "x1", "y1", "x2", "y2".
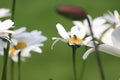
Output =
[{"x1": 0, "y1": 0, "x2": 120, "y2": 80}]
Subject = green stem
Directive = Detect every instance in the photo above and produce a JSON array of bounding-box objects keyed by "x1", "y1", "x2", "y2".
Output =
[
  {"x1": 79, "y1": 60, "x2": 86, "y2": 80},
  {"x1": 11, "y1": 0, "x2": 16, "y2": 22},
  {"x1": 72, "y1": 46, "x2": 77, "y2": 80},
  {"x1": 18, "y1": 51, "x2": 21, "y2": 80},
  {"x1": 79, "y1": 46, "x2": 87, "y2": 80},
  {"x1": 1, "y1": 47, "x2": 10, "y2": 80},
  {"x1": 86, "y1": 17, "x2": 105, "y2": 80},
  {"x1": 11, "y1": 59, "x2": 14, "y2": 80}
]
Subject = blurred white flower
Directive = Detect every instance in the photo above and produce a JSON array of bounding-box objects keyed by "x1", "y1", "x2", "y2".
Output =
[
  {"x1": 103, "y1": 10, "x2": 120, "y2": 28},
  {"x1": 0, "y1": 8, "x2": 11, "y2": 18},
  {"x1": 9, "y1": 27, "x2": 47, "y2": 62},
  {"x1": 83, "y1": 26, "x2": 120, "y2": 59},
  {"x1": 0, "y1": 19, "x2": 14, "y2": 39},
  {"x1": 52, "y1": 23, "x2": 92, "y2": 49},
  {"x1": 73, "y1": 15, "x2": 109, "y2": 39}
]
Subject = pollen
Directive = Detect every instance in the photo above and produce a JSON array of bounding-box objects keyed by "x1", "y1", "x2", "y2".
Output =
[
  {"x1": 9, "y1": 48, "x2": 16, "y2": 56},
  {"x1": 14, "y1": 42, "x2": 27, "y2": 50},
  {"x1": 69, "y1": 35, "x2": 83, "y2": 44},
  {"x1": 119, "y1": 15, "x2": 120, "y2": 20}
]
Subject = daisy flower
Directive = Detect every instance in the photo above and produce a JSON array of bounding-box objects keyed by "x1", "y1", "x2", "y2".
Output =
[
  {"x1": 52, "y1": 23, "x2": 92, "y2": 48},
  {"x1": 73, "y1": 15, "x2": 109, "y2": 39},
  {"x1": 0, "y1": 8, "x2": 11, "y2": 18},
  {"x1": 9, "y1": 27, "x2": 47, "y2": 62},
  {"x1": 83, "y1": 26, "x2": 120, "y2": 59},
  {"x1": 103, "y1": 10, "x2": 120, "y2": 28}
]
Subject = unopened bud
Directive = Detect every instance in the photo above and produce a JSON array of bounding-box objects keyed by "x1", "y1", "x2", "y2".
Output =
[{"x1": 56, "y1": 5, "x2": 87, "y2": 20}]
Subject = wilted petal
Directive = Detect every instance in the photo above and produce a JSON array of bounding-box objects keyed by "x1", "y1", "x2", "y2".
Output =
[{"x1": 56, "y1": 23, "x2": 69, "y2": 39}]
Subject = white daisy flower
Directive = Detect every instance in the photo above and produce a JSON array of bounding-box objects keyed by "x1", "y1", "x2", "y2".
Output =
[
  {"x1": 103, "y1": 10, "x2": 120, "y2": 28},
  {"x1": 52, "y1": 23, "x2": 92, "y2": 49},
  {"x1": 73, "y1": 15, "x2": 109, "y2": 39},
  {"x1": 83, "y1": 26, "x2": 120, "y2": 59},
  {"x1": 9, "y1": 27, "x2": 47, "y2": 62},
  {"x1": 0, "y1": 8, "x2": 11, "y2": 18}
]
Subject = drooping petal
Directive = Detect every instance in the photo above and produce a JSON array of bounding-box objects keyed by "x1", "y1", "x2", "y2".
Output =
[
  {"x1": 83, "y1": 48, "x2": 94, "y2": 60},
  {"x1": 56, "y1": 23, "x2": 69, "y2": 40},
  {"x1": 99, "y1": 44, "x2": 120, "y2": 57},
  {"x1": 112, "y1": 26, "x2": 120, "y2": 49}
]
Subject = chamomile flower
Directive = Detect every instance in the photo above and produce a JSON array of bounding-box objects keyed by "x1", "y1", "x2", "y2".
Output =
[
  {"x1": 9, "y1": 27, "x2": 47, "y2": 62},
  {"x1": 0, "y1": 8, "x2": 11, "y2": 18},
  {"x1": 52, "y1": 23, "x2": 92, "y2": 48},
  {"x1": 73, "y1": 15, "x2": 109, "y2": 39},
  {"x1": 83, "y1": 26, "x2": 120, "y2": 59},
  {"x1": 103, "y1": 10, "x2": 120, "y2": 28}
]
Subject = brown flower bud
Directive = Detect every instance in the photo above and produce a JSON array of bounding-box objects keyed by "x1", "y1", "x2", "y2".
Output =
[{"x1": 56, "y1": 5, "x2": 87, "y2": 20}]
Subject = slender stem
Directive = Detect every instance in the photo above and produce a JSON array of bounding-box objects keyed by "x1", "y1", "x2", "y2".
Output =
[
  {"x1": 86, "y1": 17, "x2": 105, "y2": 80},
  {"x1": 72, "y1": 46, "x2": 77, "y2": 80},
  {"x1": 10, "y1": 0, "x2": 16, "y2": 80},
  {"x1": 18, "y1": 51, "x2": 21, "y2": 80},
  {"x1": 11, "y1": 59, "x2": 14, "y2": 80},
  {"x1": 1, "y1": 48, "x2": 10, "y2": 80},
  {"x1": 79, "y1": 46, "x2": 87, "y2": 80},
  {"x1": 79, "y1": 59, "x2": 86, "y2": 80},
  {"x1": 11, "y1": 0, "x2": 16, "y2": 22}
]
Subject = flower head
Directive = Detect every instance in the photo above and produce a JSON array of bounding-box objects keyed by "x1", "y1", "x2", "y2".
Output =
[
  {"x1": 103, "y1": 10, "x2": 120, "y2": 28},
  {"x1": 52, "y1": 23, "x2": 92, "y2": 48},
  {"x1": 83, "y1": 26, "x2": 120, "y2": 59},
  {"x1": 9, "y1": 27, "x2": 47, "y2": 62}
]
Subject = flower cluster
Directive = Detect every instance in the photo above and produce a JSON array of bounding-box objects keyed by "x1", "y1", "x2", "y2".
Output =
[
  {"x1": 52, "y1": 10, "x2": 120, "y2": 59},
  {"x1": 0, "y1": 8, "x2": 47, "y2": 62}
]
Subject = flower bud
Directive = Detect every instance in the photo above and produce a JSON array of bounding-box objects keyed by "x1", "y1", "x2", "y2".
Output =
[{"x1": 56, "y1": 5, "x2": 87, "y2": 20}]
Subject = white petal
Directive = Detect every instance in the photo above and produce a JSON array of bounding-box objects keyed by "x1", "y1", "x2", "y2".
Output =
[
  {"x1": 0, "y1": 19, "x2": 14, "y2": 30},
  {"x1": 93, "y1": 17, "x2": 106, "y2": 25},
  {"x1": 71, "y1": 26, "x2": 86, "y2": 39},
  {"x1": 112, "y1": 26, "x2": 120, "y2": 49},
  {"x1": 56, "y1": 23, "x2": 69, "y2": 40},
  {"x1": 83, "y1": 48, "x2": 94, "y2": 60},
  {"x1": 101, "y1": 28, "x2": 113, "y2": 45},
  {"x1": 72, "y1": 21, "x2": 86, "y2": 38},
  {"x1": 99, "y1": 44, "x2": 120, "y2": 57},
  {"x1": 0, "y1": 8, "x2": 11, "y2": 18}
]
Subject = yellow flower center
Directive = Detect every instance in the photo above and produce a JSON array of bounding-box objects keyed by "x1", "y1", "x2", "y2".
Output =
[
  {"x1": 14, "y1": 42, "x2": 27, "y2": 49},
  {"x1": 119, "y1": 15, "x2": 120, "y2": 20},
  {"x1": 69, "y1": 35, "x2": 83, "y2": 44},
  {"x1": 9, "y1": 42, "x2": 27, "y2": 56}
]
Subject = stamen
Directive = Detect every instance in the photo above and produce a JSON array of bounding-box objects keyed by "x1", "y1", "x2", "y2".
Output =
[
  {"x1": 14, "y1": 42, "x2": 27, "y2": 49},
  {"x1": 70, "y1": 35, "x2": 83, "y2": 44}
]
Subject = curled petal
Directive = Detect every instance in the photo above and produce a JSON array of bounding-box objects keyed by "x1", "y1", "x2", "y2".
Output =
[{"x1": 83, "y1": 48, "x2": 94, "y2": 60}]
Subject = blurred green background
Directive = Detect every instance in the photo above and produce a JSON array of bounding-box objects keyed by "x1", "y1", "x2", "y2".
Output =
[{"x1": 0, "y1": 0, "x2": 120, "y2": 80}]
